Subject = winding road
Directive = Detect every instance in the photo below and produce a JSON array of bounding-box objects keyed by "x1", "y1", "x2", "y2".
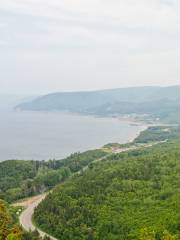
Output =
[{"x1": 13, "y1": 193, "x2": 57, "y2": 240}]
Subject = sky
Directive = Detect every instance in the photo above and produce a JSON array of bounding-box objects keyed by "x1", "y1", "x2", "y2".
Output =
[{"x1": 1, "y1": 0, "x2": 180, "y2": 95}]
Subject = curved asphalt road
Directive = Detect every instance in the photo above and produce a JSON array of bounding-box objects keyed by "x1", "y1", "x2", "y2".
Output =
[{"x1": 14, "y1": 193, "x2": 57, "y2": 240}]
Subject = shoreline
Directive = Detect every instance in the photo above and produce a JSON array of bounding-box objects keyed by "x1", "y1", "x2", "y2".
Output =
[
  {"x1": 1, "y1": 123, "x2": 148, "y2": 163},
  {"x1": 128, "y1": 124, "x2": 149, "y2": 143},
  {"x1": 1, "y1": 120, "x2": 149, "y2": 163},
  {"x1": 0, "y1": 111, "x2": 150, "y2": 162}
]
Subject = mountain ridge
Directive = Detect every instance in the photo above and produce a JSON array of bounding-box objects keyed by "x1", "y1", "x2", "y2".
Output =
[{"x1": 16, "y1": 86, "x2": 180, "y2": 123}]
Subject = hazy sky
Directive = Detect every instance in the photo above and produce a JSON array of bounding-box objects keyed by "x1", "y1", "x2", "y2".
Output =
[{"x1": 1, "y1": 0, "x2": 180, "y2": 94}]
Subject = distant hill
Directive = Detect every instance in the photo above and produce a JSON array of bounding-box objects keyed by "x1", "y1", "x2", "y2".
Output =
[
  {"x1": 0, "y1": 95, "x2": 37, "y2": 111},
  {"x1": 16, "y1": 86, "x2": 180, "y2": 123}
]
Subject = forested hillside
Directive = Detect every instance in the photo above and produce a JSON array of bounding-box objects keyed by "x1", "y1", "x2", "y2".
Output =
[
  {"x1": 0, "y1": 150, "x2": 107, "y2": 202},
  {"x1": 34, "y1": 136, "x2": 180, "y2": 240},
  {"x1": 134, "y1": 126, "x2": 180, "y2": 143}
]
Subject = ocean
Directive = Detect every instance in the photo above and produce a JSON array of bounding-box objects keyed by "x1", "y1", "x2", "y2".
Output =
[{"x1": 0, "y1": 109, "x2": 146, "y2": 161}]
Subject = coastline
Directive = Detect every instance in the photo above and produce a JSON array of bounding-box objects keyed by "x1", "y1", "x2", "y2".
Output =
[
  {"x1": 0, "y1": 110, "x2": 150, "y2": 161},
  {"x1": 128, "y1": 124, "x2": 148, "y2": 143}
]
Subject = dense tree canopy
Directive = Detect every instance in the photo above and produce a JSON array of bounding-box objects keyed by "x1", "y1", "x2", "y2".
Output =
[
  {"x1": 34, "y1": 138, "x2": 180, "y2": 240},
  {"x1": 0, "y1": 150, "x2": 107, "y2": 203}
]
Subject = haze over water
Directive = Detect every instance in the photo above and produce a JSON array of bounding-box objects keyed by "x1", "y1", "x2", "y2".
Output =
[{"x1": 0, "y1": 106, "x2": 146, "y2": 161}]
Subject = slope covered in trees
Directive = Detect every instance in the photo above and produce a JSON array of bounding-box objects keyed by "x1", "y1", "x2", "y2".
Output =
[
  {"x1": 34, "y1": 135, "x2": 180, "y2": 239},
  {"x1": 0, "y1": 150, "x2": 107, "y2": 203},
  {"x1": 134, "y1": 126, "x2": 179, "y2": 143}
]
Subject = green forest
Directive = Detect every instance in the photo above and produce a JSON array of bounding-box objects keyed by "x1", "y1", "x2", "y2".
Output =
[
  {"x1": 0, "y1": 150, "x2": 106, "y2": 203},
  {"x1": 33, "y1": 129, "x2": 180, "y2": 240},
  {"x1": 0, "y1": 126, "x2": 180, "y2": 240}
]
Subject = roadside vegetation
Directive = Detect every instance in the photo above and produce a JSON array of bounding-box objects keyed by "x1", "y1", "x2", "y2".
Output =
[{"x1": 0, "y1": 200, "x2": 52, "y2": 240}]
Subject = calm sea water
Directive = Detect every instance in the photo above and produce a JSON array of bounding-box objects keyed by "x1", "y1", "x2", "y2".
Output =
[{"x1": 0, "y1": 110, "x2": 146, "y2": 161}]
